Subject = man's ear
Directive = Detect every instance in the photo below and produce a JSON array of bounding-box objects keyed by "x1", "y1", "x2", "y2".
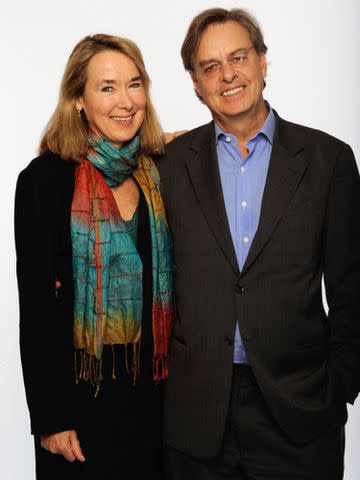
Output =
[
  {"x1": 259, "y1": 53, "x2": 267, "y2": 81},
  {"x1": 190, "y1": 71, "x2": 201, "y2": 97}
]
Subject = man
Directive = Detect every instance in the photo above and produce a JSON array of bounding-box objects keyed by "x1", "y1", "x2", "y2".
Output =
[{"x1": 157, "y1": 7, "x2": 360, "y2": 480}]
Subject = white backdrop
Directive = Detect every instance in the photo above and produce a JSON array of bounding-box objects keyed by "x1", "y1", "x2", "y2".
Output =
[{"x1": 1, "y1": 0, "x2": 359, "y2": 478}]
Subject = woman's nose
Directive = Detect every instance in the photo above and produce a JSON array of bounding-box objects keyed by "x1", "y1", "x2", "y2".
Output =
[{"x1": 116, "y1": 90, "x2": 134, "y2": 111}]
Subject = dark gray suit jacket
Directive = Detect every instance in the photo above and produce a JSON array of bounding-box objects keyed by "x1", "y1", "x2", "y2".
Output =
[{"x1": 157, "y1": 112, "x2": 360, "y2": 459}]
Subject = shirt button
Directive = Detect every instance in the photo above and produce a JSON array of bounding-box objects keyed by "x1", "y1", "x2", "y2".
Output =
[
  {"x1": 241, "y1": 201, "x2": 247, "y2": 208},
  {"x1": 225, "y1": 136, "x2": 231, "y2": 142},
  {"x1": 240, "y1": 166, "x2": 245, "y2": 173},
  {"x1": 243, "y1": 236, "x2": 249, "y2": 244}
]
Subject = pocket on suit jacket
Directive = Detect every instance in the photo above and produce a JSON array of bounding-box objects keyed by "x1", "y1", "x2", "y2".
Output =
[
  {"x1": 170, "y1": 336, "x2": 187, "y2": 358},
  {"x1": 286, "y1": 197, "x2": 313, "y2": 216},
  {"x1": 267, "y1": 207, "x2": 321, "y2": 267},
  {"x1": 299, "y1": 338, "x2": 327, "y2": 349},
  {"x1": 294, "y1": 339, "x2": 328, "y2": 365}
]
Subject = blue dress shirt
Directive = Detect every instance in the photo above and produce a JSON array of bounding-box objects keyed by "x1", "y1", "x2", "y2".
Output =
[{"x1": 215, "y1": 105, "x2": 276, "y2": 363}]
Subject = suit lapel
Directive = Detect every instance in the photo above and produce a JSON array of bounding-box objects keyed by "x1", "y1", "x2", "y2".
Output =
[
  {"x1": 241, "y1": 115, "x2": 307, "y2": 276},
  {"x1": 184, "y1": 115, "x2": 307, "y2": 277},
  {"x1": 185, "y1": 122, "x2": 239, "y2": 274}
]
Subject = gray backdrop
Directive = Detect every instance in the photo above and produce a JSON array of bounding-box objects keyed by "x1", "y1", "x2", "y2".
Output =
[{"x1": 1, "y1": 0, "x2": 359, "y2": 478}]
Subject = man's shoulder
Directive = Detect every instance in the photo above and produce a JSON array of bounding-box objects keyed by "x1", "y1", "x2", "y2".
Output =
[
  {"x1": 276, "y1": 114, "x2": 348, "y2": 152},
  {"x1": 155, "y1": 122, "x2": 213, "y2": 175},
  {"x1": 164, "y1": 122, "x2": 213, "y2": 154}
]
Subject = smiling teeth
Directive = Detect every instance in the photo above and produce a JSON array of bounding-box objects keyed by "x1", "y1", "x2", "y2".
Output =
[
  {"x1": 222, "y1": 86, "x2": 244, "y2": 96},
  {"x1": 112, "y1": 116, "x2": 132, "y2": 121}
]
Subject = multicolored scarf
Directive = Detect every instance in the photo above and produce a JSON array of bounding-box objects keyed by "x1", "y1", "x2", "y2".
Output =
[{"x1": 71, "y1": 132, "x2": 174, "y2": 393}]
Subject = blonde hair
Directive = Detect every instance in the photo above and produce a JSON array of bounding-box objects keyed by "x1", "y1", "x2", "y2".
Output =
[{"x1": 39, "y1": 34, "x2": 164, "y2": 161}]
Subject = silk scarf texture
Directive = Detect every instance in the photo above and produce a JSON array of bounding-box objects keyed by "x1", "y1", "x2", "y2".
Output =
[{"x1": 71, "y1": 133, "x2": 174, "y2": 393}]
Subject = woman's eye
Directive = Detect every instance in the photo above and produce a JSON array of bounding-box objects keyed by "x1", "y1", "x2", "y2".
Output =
[
  {"x1": 101, "y1": 86, "x2": 114, "y2": 92},
  {"x1": 130, "y1": 82, "x2": 141, "y2": 88}
]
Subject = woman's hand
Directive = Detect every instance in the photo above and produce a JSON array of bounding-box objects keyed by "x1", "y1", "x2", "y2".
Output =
[
  {"x1": 55, "y1": 280, "x2": 61, "y2": 297},
  {"x1": 162, "y1": 130, "x2": 188, "y2": 144},
  {"x1": 40, "y1": 430, "x2": 85, "y2": 462}
]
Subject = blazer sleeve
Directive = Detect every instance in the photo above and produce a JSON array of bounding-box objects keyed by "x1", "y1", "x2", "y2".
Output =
[
  {"x1": 15, "y1": 167, "x2": 77, "y2": 435},
  {"x1": 323, "y1": 143, "x2": 360, "y2": 404}
]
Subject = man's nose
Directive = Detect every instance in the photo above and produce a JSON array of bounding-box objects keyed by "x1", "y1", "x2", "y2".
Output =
[{"x1": 221, "y1": 61, "x2": 236, "y2": 82}]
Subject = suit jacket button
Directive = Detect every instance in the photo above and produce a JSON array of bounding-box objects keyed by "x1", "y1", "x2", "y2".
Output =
[
  {"x1": 235, "y1": 284, "x2": 245, "y2": 294},
  {"x1": 224, "y1": 336, "x2": 233, "y2": 346}
]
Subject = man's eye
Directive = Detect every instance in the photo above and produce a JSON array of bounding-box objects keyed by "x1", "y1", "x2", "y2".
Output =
[
  {"x1": 232, "y1": 54, "x2": 247, "y2": 64},
  {"x1": 205, "y1": 63, "x2": 218, "y2": 73}
]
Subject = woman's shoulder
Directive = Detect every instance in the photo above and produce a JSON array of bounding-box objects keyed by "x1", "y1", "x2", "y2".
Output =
[
  {"x1": 19, "y1": 151, "x2": 76, "y2": 181},
  {"x1": 16, "y1": 152, "x2": 77, "y2": 204}
]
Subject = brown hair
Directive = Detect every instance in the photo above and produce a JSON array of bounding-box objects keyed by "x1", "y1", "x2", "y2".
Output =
[
  {"x1": 39, "y1": 34, "x2": 164, "y2": 162},
  {"x1": 181, "y1": 8, "x2": 268, "y2": 72}
]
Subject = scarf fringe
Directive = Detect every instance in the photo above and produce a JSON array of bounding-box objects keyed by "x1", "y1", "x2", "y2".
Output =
[
  {"x1": 153, "y1": 354, "x2": 169, "y2": 382},
  {"x1": 74, "y1": 348, "x2": 104, "y2": 397},
  {"x1": 74, "y1": 343, "x2": 142, "y2": 395}
]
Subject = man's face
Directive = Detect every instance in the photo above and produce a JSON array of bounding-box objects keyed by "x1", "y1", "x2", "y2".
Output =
[{"x1": 191, "y1": 21, "x2": 267, "y2": 128}]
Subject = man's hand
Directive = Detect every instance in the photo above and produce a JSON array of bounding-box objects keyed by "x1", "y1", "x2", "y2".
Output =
[
  {"x1": 40, "y1": 430, "x2": 85, "y2": 462},
  {"x1": 162, "y1": 130, "x2": 188, "y2": 144}
]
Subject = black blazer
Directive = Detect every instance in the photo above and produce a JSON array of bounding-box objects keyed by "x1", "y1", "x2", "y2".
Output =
[
  {"x1": 157, "y1": 112, "x2": 360, "y2": 459},
  {"x1": 14, "y1": 151, "x2": 153, "y2": 435}
]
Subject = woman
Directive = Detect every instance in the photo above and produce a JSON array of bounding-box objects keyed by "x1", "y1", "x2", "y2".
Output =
[{"x1": 14, "y1": 34, "x2": 174, "y2": 480}]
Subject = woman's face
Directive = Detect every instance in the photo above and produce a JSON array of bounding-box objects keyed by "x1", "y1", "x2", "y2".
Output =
[{"x1": 76, "y1": 50, "x2": 147, "y2": 148}]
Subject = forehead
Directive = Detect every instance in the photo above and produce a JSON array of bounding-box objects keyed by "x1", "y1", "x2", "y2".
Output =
[
  {"x1": 195, "y1": 21, "x2": 251, "y2": 60},
  {"x1": 86, "y1": 50, "x2": 140, "y2": 82}
]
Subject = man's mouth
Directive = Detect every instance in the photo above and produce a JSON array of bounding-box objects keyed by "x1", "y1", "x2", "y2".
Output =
[{"x1": 221, "y1": 86, "x2": 245, "y2": 97}]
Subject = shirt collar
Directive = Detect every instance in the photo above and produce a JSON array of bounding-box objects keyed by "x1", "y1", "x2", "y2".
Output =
[{"x1": 215, "y1": 101, "x2": 276, "y2": 146}]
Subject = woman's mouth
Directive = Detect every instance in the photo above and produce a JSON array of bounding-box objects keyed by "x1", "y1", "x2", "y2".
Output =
[{"x1": 110, "y1": 115, "x2": 133, "y2": 122}]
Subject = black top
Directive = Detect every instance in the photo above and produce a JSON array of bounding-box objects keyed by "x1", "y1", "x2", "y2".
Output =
[{"x1": 14, "y1": 151, "x2": 154, "y2": 435}]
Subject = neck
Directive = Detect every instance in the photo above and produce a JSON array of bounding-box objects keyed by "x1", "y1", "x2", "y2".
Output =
[{"x1": 214, "y1": 99, "x2": 268, "y2": 144}]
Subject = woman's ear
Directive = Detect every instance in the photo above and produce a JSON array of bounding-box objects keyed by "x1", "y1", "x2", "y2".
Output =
[{"x1": 75, "y1": 98, "x2": 83, "y2": 112}]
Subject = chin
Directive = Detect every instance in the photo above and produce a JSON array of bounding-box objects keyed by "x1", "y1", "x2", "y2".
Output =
[
  {"x1": 222, "y1": 108, "x2": 248, "y2": 118},
  {"x1": 112, "y1": 131, "x2": 137, "y2": 144}
]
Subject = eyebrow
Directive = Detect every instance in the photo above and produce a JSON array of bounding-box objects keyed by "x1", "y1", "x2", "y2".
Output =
[
  {"x1": 198, "y1": 47, "x2": 250, "y2": 66},
  {"x1": 101, "y1": 76, "x2": 142, "y2": 84}
]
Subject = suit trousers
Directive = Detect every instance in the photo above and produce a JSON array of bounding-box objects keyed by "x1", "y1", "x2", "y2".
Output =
[{"x1": 164, "y1": 365, "x2": 345, "y2": 480}]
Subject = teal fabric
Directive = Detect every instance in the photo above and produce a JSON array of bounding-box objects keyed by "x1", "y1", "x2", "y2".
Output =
[
  {"x1": 123, "y1": 206, "x2": 139, "y2": 248},
  {"x1": 71, "y1": 132, "x2": 174, "y2": 391},
  {"x1": 87, "y1": 130, "x2": 140, "y2": 188}
]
